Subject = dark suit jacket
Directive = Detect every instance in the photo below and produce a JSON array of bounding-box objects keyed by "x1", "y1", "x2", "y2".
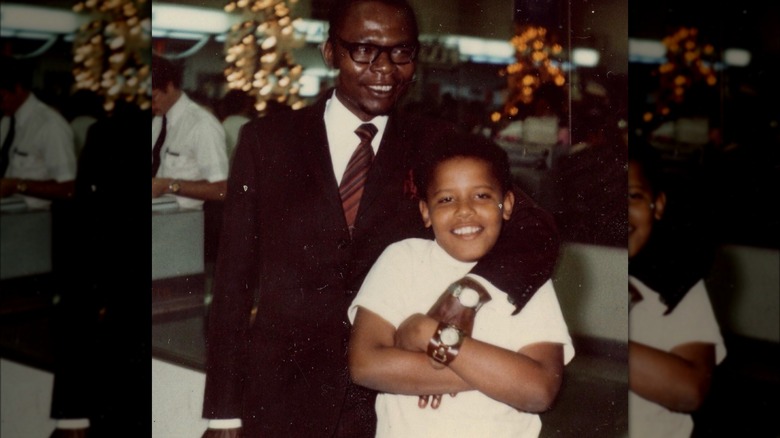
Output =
[
  {"x1": 203, "y1": 90, "x2": 559, "y2": 437},
  {"x1": 49, "y1": 104, "x2": 152, "y2": 436}
]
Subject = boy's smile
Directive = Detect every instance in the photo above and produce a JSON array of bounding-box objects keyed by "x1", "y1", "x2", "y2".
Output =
[{"x1": 419, "y1": 157, "x2": 514, "y2": 262}]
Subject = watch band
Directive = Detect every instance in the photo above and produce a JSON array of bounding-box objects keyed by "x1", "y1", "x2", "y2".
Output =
[
  {"x1": 427, "y1": 321, "x2": 465, "y2": 365},
  {"x1": 426, "y1": 277, "x2": 492, "y2": 335},
  {"x1": 449, "y1": 277, "x2": 492, "y2": 312}
]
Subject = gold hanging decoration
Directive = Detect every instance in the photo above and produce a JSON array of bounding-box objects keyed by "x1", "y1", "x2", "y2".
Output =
[
  {"x1": 500, "y1": 24, "x2": 566, "y2": 118},
  {"x1": 645, "y1": 26, "x2": 718, "y2": 123},
  {"x1": 71, "y1": 0, "x2": 151, "y2": 112},
  {"x1": 223, "y1": 0, "x2": 305, "y2": 114}
]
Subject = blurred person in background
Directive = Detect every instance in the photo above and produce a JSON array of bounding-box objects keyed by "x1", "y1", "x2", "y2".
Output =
[
  {"x1": 64, "y1": 89, "x2": 105, "y2": 159},
  {"x1": 217, "y1": 88, "x2": 258, "y2": 164},
  {"x1": 48, "y1": 98, "x2": 151, "y2": 438},
  {"x1": 150, "y1": 55, "x2": 228, "y2": 210},
  {"x1": 0, "y1": 56, "x2": 76, "y2": 209}
]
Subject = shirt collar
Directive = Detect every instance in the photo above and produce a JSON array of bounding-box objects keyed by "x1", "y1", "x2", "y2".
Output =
[
  {"x1": 14, "y1": 93, "x2": 40, "y2": 126},
  {"x1": 164, "y1": 91, "x2": 190, "y2": 127},
  {"x1": 324, "y1": 90, "x2": 388, "y2": 144},
  {"x1": 431, "y1": 239, "x2": 478, "y2": 270}
]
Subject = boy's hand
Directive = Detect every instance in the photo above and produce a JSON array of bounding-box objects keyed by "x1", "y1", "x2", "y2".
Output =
[
  {"x1": 394, "y1": 313, "x2": 435, "y2": 352},
  {"x1": 418, "y1": 394, "x2": 442, "y2": 409}
]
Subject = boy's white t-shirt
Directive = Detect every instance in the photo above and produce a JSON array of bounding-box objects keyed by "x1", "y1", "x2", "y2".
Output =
[
  {"x1": 348, "y1": 238, "x2": 574, "y2": 438},
  {"x1": 628, "y1": 277, "x2": 726, "y2": 438}
]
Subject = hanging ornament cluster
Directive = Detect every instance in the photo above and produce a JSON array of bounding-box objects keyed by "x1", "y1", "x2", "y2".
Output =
[
  {"x1": 71, "y1": 0, "x2": 151, "y2": 112},
  {"x1": 499, "y1": 24, "x2": 566, "y2": 118},
  {"x1": 643, "y1": 26, "x2": 718, "y2": 124},
  {"x1": 223, "y1": 0, "x2": 305, "y2": 114}
]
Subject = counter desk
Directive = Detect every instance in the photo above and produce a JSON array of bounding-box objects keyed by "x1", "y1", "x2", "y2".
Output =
[
  {"x1": 151, "y1": 197, "x2": 206, "y2": 321},
  {"x1": 0, "y1": 196, "x2": 52, "y2": 281}
]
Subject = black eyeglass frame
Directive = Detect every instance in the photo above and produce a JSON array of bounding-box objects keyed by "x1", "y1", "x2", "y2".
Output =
[{"x1": 332, "y1": 36, "x2": 419, "y2": 65}]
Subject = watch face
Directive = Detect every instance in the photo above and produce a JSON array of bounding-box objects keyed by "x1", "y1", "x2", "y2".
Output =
[
  {"x1": 440, "y1": 326, "x2": 461, "y2": 345},
  {"x1": 457, "y1": 287, "x2": 481, "y2": 308}
]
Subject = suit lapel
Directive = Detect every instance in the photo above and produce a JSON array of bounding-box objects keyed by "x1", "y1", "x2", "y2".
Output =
[
  {"x1": 289, "y1": 95, "x2": 347, "y2": 221},
  {"x1": 295, "y1": 93, "x2": 416, "y2": 234}
]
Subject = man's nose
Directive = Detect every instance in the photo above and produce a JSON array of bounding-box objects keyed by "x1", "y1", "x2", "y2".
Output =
[{"x1": 369, "y1": 50, "x2": 394, "y2": 73}]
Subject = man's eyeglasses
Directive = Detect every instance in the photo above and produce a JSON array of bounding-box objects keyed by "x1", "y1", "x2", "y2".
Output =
[{"x1": 333, "y1": 36, "x2": 418, "y2": 65}]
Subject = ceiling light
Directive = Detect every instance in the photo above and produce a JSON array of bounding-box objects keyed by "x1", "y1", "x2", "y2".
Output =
[
  {"x1": 724, "y1": 48, "x2": 750, "y2": 67},
  {"x1": 152, "y1": 3, "x2": 238, "y2": 34},
  {"x1": 0, "y1": 3, "x2": 88, "y2": 34}
]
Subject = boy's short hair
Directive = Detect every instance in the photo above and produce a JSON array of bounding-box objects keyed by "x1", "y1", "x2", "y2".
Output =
[
  {"x1": 413, "y1": 130, "x2": 513, "y2": 200},
  {"x1": 151, "y1": 55, "x2": 184, "y2": 91}
]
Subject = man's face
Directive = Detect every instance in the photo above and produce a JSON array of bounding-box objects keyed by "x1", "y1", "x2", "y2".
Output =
[
  {"x1": 151, "y1": 83, "x2": 180, "y2": 116},
  {"x1": 322, "y1": 1, "x2": 417, "y2": 121},
  {"x1": 0, "y1": 85, "x2": 26, "y2": 116}
]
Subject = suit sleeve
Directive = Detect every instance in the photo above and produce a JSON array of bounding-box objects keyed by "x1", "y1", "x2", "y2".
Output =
[
  {"x1": 469, "y1": 185, "x2": 560, "y2": 314},
  {"x1": 202, "y1": 120, "x2": 262, "y2": 419}
]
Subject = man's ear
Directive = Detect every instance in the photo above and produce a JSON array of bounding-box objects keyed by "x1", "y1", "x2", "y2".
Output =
[
  {"x1": 321, "y1": 40, "x2": 335, "y2": 69},
  {"x1": 501, "y1": 191, "x2": 516, "y2": 221},
  {"x1": 418, "y1": 199, "x2": 432, "y2": 228}
]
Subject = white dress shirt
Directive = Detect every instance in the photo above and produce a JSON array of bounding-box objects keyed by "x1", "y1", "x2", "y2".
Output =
[
  {"x1": 323, "y1": 91, "x2": 388, "y2": 185},
  {"x1": 151, "y1": 92, "x2": 228, "y2": 210},
  {"x1": 1, "y1": 93, "x2": 76, "y2": 209}
]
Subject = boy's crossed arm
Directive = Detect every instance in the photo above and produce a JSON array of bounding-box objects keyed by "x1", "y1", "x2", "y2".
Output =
[{"x1": 349, "y1": 305, "x2": 565, "y2": 413}]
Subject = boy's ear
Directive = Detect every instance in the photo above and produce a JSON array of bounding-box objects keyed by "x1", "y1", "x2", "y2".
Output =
[
  {"x1": 501, "y1": 191, "x2": 516, "y2": 221},
  {"x1": 418, "y1": 200, "x2": 432, "y2": 228}
]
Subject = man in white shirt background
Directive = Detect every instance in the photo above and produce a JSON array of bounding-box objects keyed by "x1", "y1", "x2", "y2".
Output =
[
  {"x1": 0, "y1": 56, "x2": 77, "y2": 209},
  {"x1": 150, "y1": 55, "x2": 228, "y2": 210}
]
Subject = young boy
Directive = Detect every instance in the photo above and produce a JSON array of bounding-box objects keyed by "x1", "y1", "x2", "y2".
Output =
[
  {"x1": 628, "y1": 140, "x2": 726, "y2": 437},
  {"x1": 347, "y1": 131, "x2": 574, "y2": 437}
]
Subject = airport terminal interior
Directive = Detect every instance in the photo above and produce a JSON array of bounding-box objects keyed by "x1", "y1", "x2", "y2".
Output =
[{"x1": 1, "y1": 0, "x2": 778, "y2": 437}]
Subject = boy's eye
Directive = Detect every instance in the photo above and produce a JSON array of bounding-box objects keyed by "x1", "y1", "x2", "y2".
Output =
[
  {"x1": 475, "y1": 193, "x2": 493, "y2": 200},
  {"x1": 437, "y1": 196, "x2": 453, "y2": 204}
]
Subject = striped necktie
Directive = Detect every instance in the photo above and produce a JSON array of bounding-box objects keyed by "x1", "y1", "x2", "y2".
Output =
[
  {"x1": 151, "y1": 115, "x2": 167, "y2": 177},
  {"x1": 339, "y1": 123, "x2": 378, "y2": 235},
  {"x1": 0, "y1": 116, "x2": 15, "y2": 177}
]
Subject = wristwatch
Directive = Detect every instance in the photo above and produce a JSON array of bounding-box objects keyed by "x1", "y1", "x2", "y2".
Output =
[
  {"x1": 16, "y1": 180, "x2": 28, "y2": 194},
  {"x1": 168, "y1": 180, "x2": 181, "y2": 194},
  {"x1": 427, "y1": 322, "x2": 465, "y2": 365}
]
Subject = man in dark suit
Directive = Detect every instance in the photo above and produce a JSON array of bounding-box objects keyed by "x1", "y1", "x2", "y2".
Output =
[
  {"x1": 201, "y1": 1, "x2": 560, "y2": 436},
  {"x1": 47, "y1": 100, "x2": 151, "y2": 438}
]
